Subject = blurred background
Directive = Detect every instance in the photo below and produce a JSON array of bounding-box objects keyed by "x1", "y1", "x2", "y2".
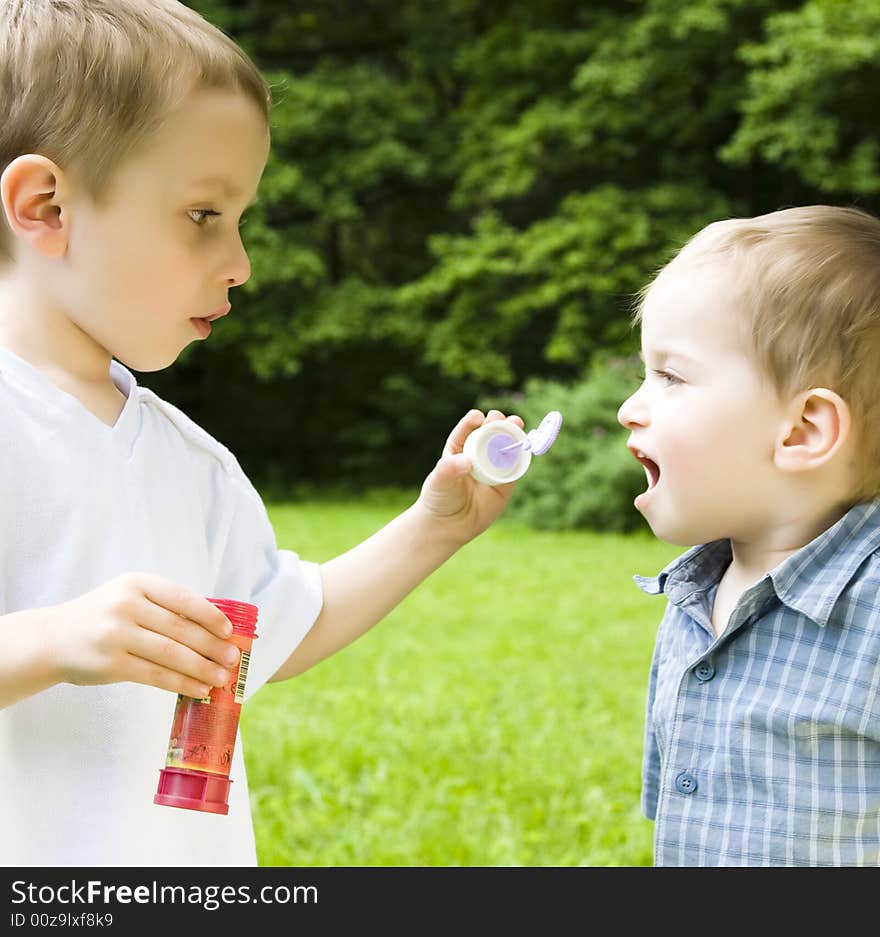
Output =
[
  {"x1": 159, "y1": 0, "x2": 880, "y2": 865},
  {"x1": 150, "y1": 0, "x2": 880, "y2": 532}
]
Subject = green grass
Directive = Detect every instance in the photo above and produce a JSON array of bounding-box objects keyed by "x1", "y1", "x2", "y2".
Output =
[{"x1": 241, "y1": 491, "x2": 680, "y2": 867}]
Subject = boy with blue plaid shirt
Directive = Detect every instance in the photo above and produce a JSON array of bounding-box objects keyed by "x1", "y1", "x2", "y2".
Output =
[{"x1": 618, "y1": 205, "x2": 880, "y2": 866}]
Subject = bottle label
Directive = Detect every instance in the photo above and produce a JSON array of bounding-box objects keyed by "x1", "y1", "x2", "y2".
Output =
[{"x1": 164, "y1": 647, "x2": 252, "y2": 775}]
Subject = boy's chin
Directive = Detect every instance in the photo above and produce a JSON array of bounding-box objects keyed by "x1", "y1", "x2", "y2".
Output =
[
  {"x1": 641, "y1": 513, "x2": 709, "y2": 548},
  {"x1": 115, "y1": 347, "x2": 181, "y2": 373},
  {"x1": 652, "y1": 529, "x2": 700, "y2": 548}
]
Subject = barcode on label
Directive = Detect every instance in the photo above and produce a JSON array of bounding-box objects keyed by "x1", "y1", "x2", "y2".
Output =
[{"x1": 234, "y1": 649, "x2": 251, "y2": 704}]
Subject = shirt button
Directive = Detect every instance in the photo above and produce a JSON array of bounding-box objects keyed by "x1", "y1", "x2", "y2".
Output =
[
  {"x1": 694, "y1": 660, "x2": 715, "y2": 682},
  {"x1": 675, "y1": 771, "x2": 698, "y2": 795}
]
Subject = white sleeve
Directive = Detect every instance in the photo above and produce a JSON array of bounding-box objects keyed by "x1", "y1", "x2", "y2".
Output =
[{"x1": 210, "y1": 457, "x2": 323, "y2": 700}]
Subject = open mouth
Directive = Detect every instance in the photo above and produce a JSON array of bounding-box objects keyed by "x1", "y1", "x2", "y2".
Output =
[{"x1": 631, "y1": 448, "x2": 660, "y2": 490}]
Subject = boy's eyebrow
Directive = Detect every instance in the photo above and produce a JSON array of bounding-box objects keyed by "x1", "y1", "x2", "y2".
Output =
[
  {"x1": 188, "y1": 176, "x2": 259, "y2": 206},
  {"x1": 639, "y1": 349, "x2": 698, "y2": 365}
]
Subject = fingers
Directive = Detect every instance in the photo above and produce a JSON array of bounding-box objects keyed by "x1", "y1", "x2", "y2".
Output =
[
  {"x1": 119, "y1": 576, "x2": 241, "y2": 694},
  {"x1": 133, "y1": 594, "x2": 241, "y2": 676},
  {"x1": 443, "y1": 409, "x2": 484, "y2": 456},
  {"x1": 443, "y1": 408, "x2": 525, "y2": 457},
  {"x1": 126, "y1": 624, "x2": 236, "y2": 695},
  {"x1": 138, "y1": 574, "x2": 232, "y2": 639},
  {"x1": 121, "y1": 654, "x2": 218, "y2": 700}
]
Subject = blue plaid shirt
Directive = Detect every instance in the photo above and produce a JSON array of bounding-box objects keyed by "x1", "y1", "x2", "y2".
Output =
[{"x1": 635, "y1": 499, "x2": 880, "y2": 866}]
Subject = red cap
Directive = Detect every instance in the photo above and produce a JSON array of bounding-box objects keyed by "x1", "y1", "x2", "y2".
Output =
[
  {"x1": 154, "y1": 767, "x2": 232, "y2": 815},
  {"x1": 206, "y1": 597, "x2": 258, "y2": 638}
]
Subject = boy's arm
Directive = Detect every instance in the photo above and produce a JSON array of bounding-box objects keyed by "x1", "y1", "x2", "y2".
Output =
[
  {"x1": 270, "y1": 501, "x2": 460, "y2": 680},
  {"x1": 0, "y1": 607, "x2": 61, "y2": 709},
  {"x1": 269, "y1": 409, "x2": 521, "y2": 682}
]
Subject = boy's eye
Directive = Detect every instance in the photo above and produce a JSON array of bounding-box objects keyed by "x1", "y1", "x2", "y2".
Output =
[
  {"x1": 187, "y1": 209, "x2": 249, "y2": 228},
  {"x1": 188, "y1": 208, "x2": 220, "y2": 226},
  {"x1": 653, "y1": 369, "x2": 682, "y2": 386}
]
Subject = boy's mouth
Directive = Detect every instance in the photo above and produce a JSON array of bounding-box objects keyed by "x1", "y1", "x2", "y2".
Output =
[{"x1": 628, "y1": 445, "x2": 661, "y2": 492}]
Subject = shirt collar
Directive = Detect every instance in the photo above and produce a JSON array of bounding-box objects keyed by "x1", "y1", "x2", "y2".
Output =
[
  {"x1": 0, "y1": 345, "x2": 141, "y2": 454},
  {"x1": 634, "y1": 500, "x2": 880, "y2": 627}
]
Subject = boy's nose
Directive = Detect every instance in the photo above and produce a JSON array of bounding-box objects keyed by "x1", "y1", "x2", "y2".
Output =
[
  {"x1": 617, "y1": 387, "x2": 647, "y2": 429},
  {"x1": 224, "y1": 234, "x2": 251, "y2": 288}
]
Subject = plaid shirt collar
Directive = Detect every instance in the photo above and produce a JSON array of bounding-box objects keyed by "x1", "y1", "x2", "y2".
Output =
[{"x1": 634, "y1": 499, "x2": 880, "y2": 627}]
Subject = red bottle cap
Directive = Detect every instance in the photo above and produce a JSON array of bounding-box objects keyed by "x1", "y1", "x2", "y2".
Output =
[
  {"x1": 154, "y1": 766, "x2": 232, "y2": 815},
  {"x1": 206, "y1": 597, "x2": 259, "y2": 638}
]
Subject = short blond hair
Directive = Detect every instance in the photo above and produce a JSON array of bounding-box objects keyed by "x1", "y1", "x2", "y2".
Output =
[
  {"x1": 635, "y1": 205, "x2": 880, "y2": 501},
  {"x1": 0, "y1": 0, "x2": 271, "y2": 264}
]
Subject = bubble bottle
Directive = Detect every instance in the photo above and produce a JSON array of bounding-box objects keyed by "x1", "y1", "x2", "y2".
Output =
[{"x1": 154, "y1": 598, "x2": 258, "y2": 815}]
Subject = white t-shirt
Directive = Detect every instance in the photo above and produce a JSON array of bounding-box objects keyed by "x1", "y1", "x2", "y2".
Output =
[{"x1": 0, "y1": 347, "x2": 323, "y2": 866}]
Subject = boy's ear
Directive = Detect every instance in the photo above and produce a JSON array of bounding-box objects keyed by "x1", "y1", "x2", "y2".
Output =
[
  {"x1": 774, "y1": 388, "x2": 852, "y2": 473},
  {"x1": 0, "y1": 154, "x2": 69, "y2": 259}
]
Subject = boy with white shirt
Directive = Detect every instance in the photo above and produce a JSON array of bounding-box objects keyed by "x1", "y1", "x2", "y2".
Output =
[
  {"x1": 0, "y1": 0, "x2": 522, "y2": 866},
  {"x1": 618, "y1": 204, "x2": 880, "y2": 865}
]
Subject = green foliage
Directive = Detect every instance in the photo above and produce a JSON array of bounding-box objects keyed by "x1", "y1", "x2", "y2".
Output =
[
  {"x1": 163, "y1": 1, "x2": 880, "y2": 516},
  {"x1": 398, "y1": 183, "x2": 732, "y2": 384},
  {"x1": 486, "y1": 356, "x2": 648, "y2": 532},
  {"x1": 722, "y1": 0, "x2": 880, "y2": 194}
]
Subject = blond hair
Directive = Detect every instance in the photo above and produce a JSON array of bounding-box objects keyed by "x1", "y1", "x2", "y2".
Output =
[
  {"x1": 0, "y1": 0, "x2": 271, "y2": 264},
  {"x1": 635, "y1": 205, "x2": 880, "y2": 501}
]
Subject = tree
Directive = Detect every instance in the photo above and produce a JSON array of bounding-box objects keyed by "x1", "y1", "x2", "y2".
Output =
[{"x1": 148, "y1": 0, "x2": 878, "y2": 491}]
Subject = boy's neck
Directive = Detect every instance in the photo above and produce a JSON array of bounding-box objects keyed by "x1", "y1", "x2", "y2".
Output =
[
  {"x1": 0, "y1": 271, "x2": 113, "y2": 386},
  {"x1": 727, "y1": 501, "x2": 852, "y2": 583},
  {"x1": 711, "y1": 500, "x2": 854, "y2": 637}
]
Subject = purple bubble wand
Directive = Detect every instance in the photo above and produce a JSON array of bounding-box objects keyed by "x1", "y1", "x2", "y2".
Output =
[{"x1": 498, "y1": 410, "x2": 563, "y2": 455}]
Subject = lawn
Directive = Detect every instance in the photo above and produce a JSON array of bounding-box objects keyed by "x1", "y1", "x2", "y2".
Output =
[{"x1": 241, "y1": 491, "x2": 680, "y2": 866}]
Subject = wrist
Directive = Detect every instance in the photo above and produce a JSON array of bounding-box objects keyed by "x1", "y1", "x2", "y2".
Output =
[
  {"x1": 408, "y1": 497, "x2": 472, "y2": 552},
  {"x1": 24, "y1": 605, "x2": 65, "y2": 688},
  {"x1": 0, "y1": 605, "x2": 63, "y2": 709},
  {"x1": 34, "y1": 604, "x2": 67, "y2": 688}
]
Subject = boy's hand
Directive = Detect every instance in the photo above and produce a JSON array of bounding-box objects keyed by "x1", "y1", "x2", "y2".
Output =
[
  {"x1": 44, "y1": 573, "x2": 241, "y2": 698},
  {"x1": 416, "y1": 409, "x2": 524, "y2": 545}
]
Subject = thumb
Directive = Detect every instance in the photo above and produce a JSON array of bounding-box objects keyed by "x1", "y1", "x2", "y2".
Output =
[{"x1": 431, "y1": 453, "x2": 471, "y2": 486}]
